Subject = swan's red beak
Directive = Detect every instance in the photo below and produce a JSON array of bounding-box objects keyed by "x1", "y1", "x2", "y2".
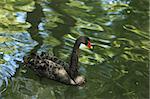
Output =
[{"x1": 87, "y1": 41, "x2": 92, "y2": 49}]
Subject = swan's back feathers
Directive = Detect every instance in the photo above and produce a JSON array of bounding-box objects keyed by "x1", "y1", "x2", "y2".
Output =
[{"x1": 24, "y1": 53, "x2": 75, "y2": 85}]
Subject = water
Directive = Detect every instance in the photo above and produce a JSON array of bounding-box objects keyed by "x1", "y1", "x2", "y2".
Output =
[{"x1": 0, "y1": 0, "x2": 149, "y2": 99}]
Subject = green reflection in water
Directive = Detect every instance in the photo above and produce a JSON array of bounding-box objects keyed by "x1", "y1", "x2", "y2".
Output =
[{"x1": 0, "y1": 0, "x2": 149, "y2": 99}]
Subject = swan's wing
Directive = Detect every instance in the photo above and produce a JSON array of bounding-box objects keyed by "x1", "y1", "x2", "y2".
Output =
[
  {"x1": 24, "y1": 54, "x2": 75, "y2": 85},
  {"x1": 48, "y1": 56, "x2": 70, "y2": 73},
  {"x1": 43, "y1": 59, "x2": 71, "y2": 82}
]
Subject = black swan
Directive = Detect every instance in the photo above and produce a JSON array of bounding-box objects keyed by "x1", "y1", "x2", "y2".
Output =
[{"x1": 24, "y1": 36, "x2": 92, "y2": 85}]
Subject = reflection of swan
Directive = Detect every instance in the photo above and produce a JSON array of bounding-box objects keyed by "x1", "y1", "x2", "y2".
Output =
[{"x1": 24, "y1": 36, "x2": 92, "y2": 85}]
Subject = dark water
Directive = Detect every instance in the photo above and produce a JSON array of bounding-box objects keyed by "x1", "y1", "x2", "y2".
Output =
[{"x1": 0, "y1": 0, "x2": 149, "y2": 99}]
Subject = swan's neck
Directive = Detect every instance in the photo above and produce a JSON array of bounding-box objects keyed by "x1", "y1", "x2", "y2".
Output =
[{"x1": 69, "y1": 40, "x2": 81, "y2": 79}]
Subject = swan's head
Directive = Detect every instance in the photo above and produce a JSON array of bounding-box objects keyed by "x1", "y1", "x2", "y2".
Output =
[{"x1": 78, "y1": 36, "x2": 92, "y2": 49}]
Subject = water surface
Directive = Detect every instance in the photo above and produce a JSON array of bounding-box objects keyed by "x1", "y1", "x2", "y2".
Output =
[{"x1": 0, "y1": 0, "x2": 149, "y2": 99}]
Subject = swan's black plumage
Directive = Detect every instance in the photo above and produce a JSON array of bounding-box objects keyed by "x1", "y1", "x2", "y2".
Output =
[{"x1": 24, "y1": 36, "x2": 91, "y2": 85}]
